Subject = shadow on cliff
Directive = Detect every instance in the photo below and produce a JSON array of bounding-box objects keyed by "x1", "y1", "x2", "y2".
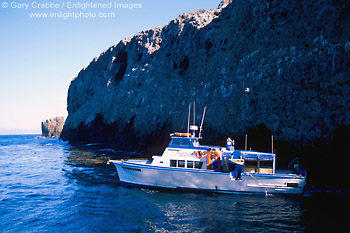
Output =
[
  {"x1": 285, "y1": 124, "x2": 350, "y2": 191},
  {"x1": 62, "y1": 117, "x2": 350, "y2": 190},
  {"x1": 229, "y1": 124, "x2": 350, "y2": 191},
  {"x1": 60, "y1": 114, "x2": 171, "y2": 158}
]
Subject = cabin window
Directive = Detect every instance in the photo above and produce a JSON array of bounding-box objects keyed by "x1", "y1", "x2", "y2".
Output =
[
  {"x1": 245, "y1": 159, "x2": 272, "y2": 167},
  {"x1": 170, "y1": 138, "x2": 191, "y2": 147},
  {"x1": 260, "y1": 159, "x2": 273, "y2": 168},
  {"x1": 170, "y1": 139, "x2": 180, "y2": 146},
  {"x1": 195, "y1": 161, "x2": 203, "y2": 169},
  {"x1": 170, "y1": 160, "x2": 177, "y2": 167},
  {"x1": 244, "y1": 158, "x2": 273, "y2": 174},
  {"x1": 170, "y1": 160, "x2": 202, "y2": 169},
  {"x1": 244, "y1": 159, "x2": 257, "y2": 166},
  {"x1": 178, "y1": 160, "x2": 185, "y2": 168},
  {"x1": 187, "y1": 161, "x2": 194, "y2": 168}
]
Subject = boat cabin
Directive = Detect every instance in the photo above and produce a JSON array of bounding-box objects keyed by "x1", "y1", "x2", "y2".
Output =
[{"x1": 151, "y1": 133, "x2": 276, "y2": 175}]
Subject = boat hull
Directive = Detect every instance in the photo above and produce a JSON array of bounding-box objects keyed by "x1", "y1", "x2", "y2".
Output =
[{"x1": 110, "y1": 161, "x2": 306, "y2": 195}]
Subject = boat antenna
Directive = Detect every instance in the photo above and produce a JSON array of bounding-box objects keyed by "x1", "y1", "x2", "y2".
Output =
[
  {"x1": 199, "y1": 106, "x2": 206, "y2": 138},
  {"x1": 187, "y1": 103, "x2": 191, "y2": 134},
  {"x1": 272, "y1": 135, "x2": 275, "y2": 174},
  {"x1": 193, "y1": 101, "x2": 195, "y2": 126},
  {"x1": 245, "y1": 134, "x2": 248, "y2": 153},
  {"x1": 189, "y1": 102, "x2": 198, "y2": 137}
]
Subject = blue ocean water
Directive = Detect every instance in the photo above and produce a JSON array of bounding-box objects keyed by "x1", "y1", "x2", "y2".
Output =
[{"x1": 0, "y1": 135, "x2": 348, "y2": 232}]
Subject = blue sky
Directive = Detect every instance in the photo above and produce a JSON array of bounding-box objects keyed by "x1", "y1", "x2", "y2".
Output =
[{"x1": 0, "y1": 0, "x2": 221, "y2": 134}]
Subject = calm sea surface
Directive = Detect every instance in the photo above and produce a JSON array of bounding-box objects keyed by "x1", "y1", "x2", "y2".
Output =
[{"x1": 0, "y1": 135, "x2": 348, "y2": 232}]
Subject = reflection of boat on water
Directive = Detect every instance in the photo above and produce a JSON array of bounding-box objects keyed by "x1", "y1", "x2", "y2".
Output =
[{"x1": 109, "y1": 105, "x2": 307, "y2": 195}]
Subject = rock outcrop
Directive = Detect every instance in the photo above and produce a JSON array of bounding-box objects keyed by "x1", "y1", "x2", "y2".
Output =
[
  {"x1": 41, "y1": 116, "x2": 65, "y2": 137},
  {"x1": 61, "y1": 0, "x2": 350, "y2": 187}
]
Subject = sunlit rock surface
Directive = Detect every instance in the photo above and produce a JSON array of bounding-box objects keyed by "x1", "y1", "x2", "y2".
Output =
[{"x1": 41, "y1": 116, "x2": 65, "y2": 137}]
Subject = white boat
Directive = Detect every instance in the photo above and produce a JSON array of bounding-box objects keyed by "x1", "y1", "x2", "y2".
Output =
[{"x1": 109, "y1": 105, "x2": 307, "y2": 195}]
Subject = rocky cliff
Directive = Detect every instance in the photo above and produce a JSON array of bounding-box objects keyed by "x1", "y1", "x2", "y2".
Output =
[
  {"x1": 61, "y1": 0, "x2": 350, "y2": 187},
  {"x1": 41, "y1": 116, "x2": 65, "y2": 137}
]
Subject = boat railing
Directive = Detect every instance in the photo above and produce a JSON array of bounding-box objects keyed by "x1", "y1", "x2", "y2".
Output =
[{"x1": 240, "y1": 150, "x2": 276, "y2": 157}]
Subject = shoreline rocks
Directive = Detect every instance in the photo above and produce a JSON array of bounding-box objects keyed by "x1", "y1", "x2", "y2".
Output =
[{"x1": 41, "y1": 116, "x2": 65, "y2": 137}]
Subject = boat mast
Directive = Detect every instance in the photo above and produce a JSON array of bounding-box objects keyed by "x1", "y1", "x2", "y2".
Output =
[
  {"x1": 187, "y1": 103, "x2": 191, "y2": 134},
  {"x1": 190, "y1": 102, "x2": 197, "y2": 137},
  {"x1": 193, "y1": 101, "x2": 195, "y2": 126},
  {"x1": 189, "y1": 102, "x2": 198, "y2": 137},
  {"x1": 272, "y1": 135, "x2": 276, "y2": 174},
  {"x1": 199, "y1": 106, "x2": 206, "y2": 138}
]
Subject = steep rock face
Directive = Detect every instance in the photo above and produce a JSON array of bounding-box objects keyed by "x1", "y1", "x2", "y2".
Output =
[
  {"x1": 61, "y1": 0, "x2": 350, "y2": 157},
  {"x1": 41, "y1": 116, "x2": 65, "y2": 137}
]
